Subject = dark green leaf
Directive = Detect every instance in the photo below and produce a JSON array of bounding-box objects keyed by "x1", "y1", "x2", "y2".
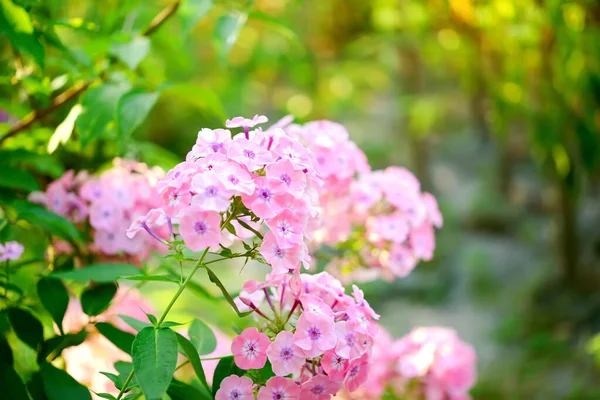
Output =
[
  {"x1": 145, "y1": 313, "x2": 158, "y2": 326},
  {"x1": 94, "y1": 393, "x2": 117, "y2": 400},
  {"x1": 188, "y1": 318, "x2": 217, "y2": 355},
  {"x1": 26, "y1": 371, "x2": 46, "y2": 400},
  {"x1": 212, "y1": 356, "x2": 243, "y2": 397},
  {"x1": 175, "y1": 333, "x2": 209, "y2": 393},
  {"x1": 76, "y1": 82, "x2": 131, "y2": 147},
  {"x1": 50, "y1": 263, "x2": 140, "y2": 283},
  {"x1": 119, "y1": 315, "x2": 151, "y2": 332},
  {"x1": 96, "y1": 323, "x2": 135, "y2": 355},
  {"x1": 167, "y1": 378, "x2": 211, "y2": 400},
  {"x1": 132, "y1": 327, "x2": 178, "y2": 400},
  {"x1": 0, "y1": 281, "x2": 23, "y2": 295},
  {"x1": 38, "y1": 330, "x2": 88, "y2": 363},
  {"x1": 0, "y1": 0, "x2": 44, "y2": 67},
  {"x1": 204, "y1": 265, "x2": 252, "y2": 318},
  {"x1": 110, "y1": 36, "x2": 150, "y2": 70},
  {"x1": 255, "y1": 359, "x2": 275, "y2": 384},
  {"x1": 0, "y1": 335, "x2": 13, "y2": 365},
  {"x1": 37, "y1": 277, "x2": 70, "y2": 334},
  {"x1": 219, "y1": 248, "x2": 233, "y2": 257},
  {"x1": 40, "y1": 362, "x2": 92, "y2": 400},
  {"x1": 0, "y1": 362, "x2": 30, "y2": 400},
  {"x1": 180, "y1": 0, "x2": 213, "y2": 33},
  {"x1": 0, "y1": 166, "x2": 39, "y2": 191},
  {"x1": 14, "y1": 202, "x2": 83, "y2": 246},
  {"x1": 116, "y1": 89, "x2": 159, "y2": 143},
  {"x1": 7, "y1": 307, "x2": 43, "y2": 349},
  {"x1": 81, "y1": 282, "x2": 118, "y2": 316},
  {"x1": 119, "y1": 274, "x2": 178, "y2": 284}
]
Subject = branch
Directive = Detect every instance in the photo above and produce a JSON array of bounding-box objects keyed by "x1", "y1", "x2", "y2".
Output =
[{"x1": 0, "y1": 0, "x2": 181, "y2": 145}]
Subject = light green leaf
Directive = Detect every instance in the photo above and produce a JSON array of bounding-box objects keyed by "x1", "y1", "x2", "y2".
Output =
[
  {"x1": 110, "y1": 36, "x2": 150, "y2": 70},
  {"x1": 119, "y1": 274, "x2": 179, "y2": 284},
  {"x1": 40, "y1": 362, "x2": 92, "y2": 400},
  {"x1": 0, "y1": 166, "x2": 38, "y2": 191},
  {"x1": 37, "y1": 277, "x2": 70, "y2": 334},
  {"x1": 188, "y1": 318, "x2": 217, "y2": 355},
  {"x1": 0, "y1": 0, "x2": 44, "y2": 67},
  {"x1": 117, "y1": 89, "x2": 159, "y2": 142},
  {"x1": 214, "y1": 13, "x2": 247, "y2": 60},
  {"x1": 49, "y1": 263, "x2": 140, "y2": 283},
  {"x1": 211, "y1": 356, "x2": 244, "y2": 397},
  {"x1": 14, "y1": 202, "x2": 83, "y2": 245},
  {"x1": 96, "y1": 323, "x2": 135, "y2": 355},
  {"x1": 175, "y1": 333, "x2": 209, "y2": 393},
  {"x1": 48, "y1": 104, "x2": 82, "y2": 153},
  {"x1": 6, "y1": 307, "x2": 44, "y2": 349},
  {"x1": 81, "y1": 283, "x2": 118, "y2": 316},
  {"x1": 132, "y1": 327, "x2": 178, "y2": 400},
  {"x1": 76, "y1": 82, "x2": 131, "y2": 147},
  {"x1": 119, "y1": 315, "x2": 152, "y2": 332},
  {"x1": 180, "y1": 0, "x2": 213, "y2": 33},
  {"x1": 163, "y1": 83, "x2": 226, "y2": 121}
]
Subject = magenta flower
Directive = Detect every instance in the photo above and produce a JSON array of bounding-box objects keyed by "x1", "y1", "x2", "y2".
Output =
[
  {"x1": 213, "y1": 162, "x2": 255, "y2": 195},
  {"x1": 299, "y1": 375, "x2": 339, "y2": 400},
  {"x1": 266, "y1": 209, "x2": 303, "y2": 248},
  {"x1": 227, "y1": 138, "x2": 273, "y2": 171},
  {"x1": 342, "y1": 353, "x2": 370, "y2": 392},
  {"x1": 178, "y1": 208, "x2": 221, "y2": 251},
  {"x1": 191, "y1": 172, "x2": 234, "y2": 212},
  {"x1": 215, "y1": 375, "x2": 254, "y2": 400},
  {"x1": 0, "y1": 241, "x2": 24, "y2": 261},
  {"x1": 293, "y1": 314, "x2": 336, "y2": 358},
  {"x1": 257, "y1": 376, "x2": 300, "y2": 400},
  {"x1": 266, "y1": 159, "x2": 307, "y2": 196},
  {"x1": 321, "y1": 350, "x2": 348, "y2": 382},
  {"x1": 266, "y1": 331, "x2": 305, "y2": 376},
  {"x1": 334, "y1": 321, "x2": 367, "y2": 359},
  {"x1": 226, "y1": 115, "x2": 268, "y2": 129},
  {"x1": 260, "y1": 232, "x2": 301, "y2": 274},
  {"x1": 231, "y1": 327, "x2": 270, "y2": 370}
]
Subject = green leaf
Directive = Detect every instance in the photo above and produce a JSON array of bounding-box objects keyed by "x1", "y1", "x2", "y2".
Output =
[
  {"x1": 204, "y1": 265, "x2": 252, "y2": 318},
  {"x1": 81, "y1": 282, "x2": 118, "y2": 316},
  {"x1": 163, "y1": 84, "x2": 226, "y2": 121},
  {"x1": 0, "y1": 0, "x2": 44, "y2": 67},
  {"x1": 161, "y1": 321, "x2": 184, "y2": 328},
  {"x1": 37, "y1": 330, "x2": 88, "y2": 363},
  {"x1": 7, "y1": 307, "x2": 43, "y2": 349},
  {"x1": 167, "y1": 378, "x2": 211, "y2": 400},
  {"x1": 99, "y1": 372, "x2": 122, "y2": 391},
  {"x1": 40, "y1": 362, "x2": 92, "y2": 400},
  {"x1": 145, "y1": 312, "x2": 158, "y2": 326},
  {"x1": 110, "y1": 36, "x2": 150, "y2": 70},
  {"x1": 48, "y1": 104, "x2": 83, "y2": 154},
  {"x1": 0, "y1": 166, "x2": 39, "y2": 191},
  {"x1": 119, "y1": 315, "x2": 151, "y2": 332},
  {"x1": 214, "y1": 13, "x2": 247, "y2": 60},
  {"x1": 0, "y1": 335, "x2": 13, "y2": 365},
  {"x1": 76, "y1": 82, "x2": 131, "y2": 147},
  {"x1": 96, "y1": 323, "x2": 135, "y2": 355},
  {"x1": 14, "y1": 202, "x2": 83, "y2": 246},
  {"x1": 132, "y1": 327, "x2": 178, "y2": 400},
  {"x1": 175, "y1": 333, "x2": 209, "y2": 393},
  {"x1": 49, "y1": 263, "x2": 140, "y2": 283},
  {"x1": 116, "y1": 89, "x2": 159, "y2": 143},
  {"x1": 26, "y1": 371, "x2": 46, "y2": 400},
  {"x1": 212, "y1": 356, "x2": 243, "y2": 397},
  {"x1": 37, "y1": 277, "x2": 70, "y2": 334},
  {"x1": 180, "y1": 0, "x2": 213, "y2": 33},
  {"x1": 0, "y1": 362, "x2": 30, "y2": 400},
  {"x1": 119, "y1": 274, "x2": 178, "y2": 284},
  {"x1": 94, "y1": 393, "x2": 117, "y2": 400},
  {"x1": 0, "y1": 148, "x2": 64, "y2": 178},
  {"x1": 188, "y1": 318, "x2": 217, "y2": 355}
]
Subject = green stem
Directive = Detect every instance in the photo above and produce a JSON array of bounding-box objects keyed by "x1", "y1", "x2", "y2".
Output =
[{"x1": 117, "y1": 370, "x2": 135, "y2": 400}]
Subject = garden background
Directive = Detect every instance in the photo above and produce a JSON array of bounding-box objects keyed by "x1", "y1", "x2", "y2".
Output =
[{"x1": 1, "y1": 0, "x2": 600, "y2": 398}]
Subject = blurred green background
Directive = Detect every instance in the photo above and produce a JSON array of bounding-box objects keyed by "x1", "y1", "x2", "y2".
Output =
[{"x1": 2, "y1": 0, "x2": 600, "y2": 398}]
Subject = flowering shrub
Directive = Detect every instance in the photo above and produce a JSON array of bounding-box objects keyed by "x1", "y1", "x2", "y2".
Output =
[{"x1": 30, "y1": 159, "x2": 165, "y2": 261}]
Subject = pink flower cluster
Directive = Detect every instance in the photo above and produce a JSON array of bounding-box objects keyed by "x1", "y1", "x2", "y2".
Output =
[
  {"x1": 216, "y1": 271, "x2": 379, "y2": 399},
  {"x1": 0, "y1": 241, "x2": 24, "y2": 261},
  {"x1": 30, "y1": 159, "x2": 165, "y2": 261},
  {"x1": 128, "y1": 115, "x2": 321, "y2": 275},
  {"x1": 353, "y1": 326, "x2": 476, "y2": 400}
]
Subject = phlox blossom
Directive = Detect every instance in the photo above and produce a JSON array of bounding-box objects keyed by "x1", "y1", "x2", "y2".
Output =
[
  {"x1": 231, "y1": 327, "x2": 270, "y2": 370},
  {"x1": 191, "y1": 172, "x2": 234, "y2": 212},
  {"x1": 293, "y1": 314, "x2": 336, "y2": 358},
  {"x1": 321, "y1": 350, "x2": 348, "y2": 382},
  {"x1": 227, "y1": 138, "x2": 273, "y2": 171},
  {"x1": 266, "y1": 331, "x2": 305, "y2": 376},
  {"x1": 178, "y1": 207, "x2": 221, "y2": 251},
  {"x1": 300, "y1": 375, "x2": 339, "y2": 400},
  {"x1": 257, "y1": 376, "x2": 300, "y2": 400},
  {"x1": 215, "y1": 375, "x2": 254, "y2": 400},
  {"x1": 260, "y1": 232, "x2": 302, "y2": 274},
  {"x1": 266, "y1": 209, "x2": 303, "y2": 248},
  {"x1": 343, "y1": 353, "x2": 370, "y2": 392},
  {"x1": 226, "y1": 115, "x2": 268, "y2": 129}
]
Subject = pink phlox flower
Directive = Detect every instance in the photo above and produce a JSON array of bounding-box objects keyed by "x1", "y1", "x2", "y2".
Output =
[
  {"x1": 257, "y1": 376, "x2": 300, "y2": 400},
  {"x1": 226, "y1": 115, "x2": 268, "y2": 129},
  {"x1": 410, "y1": 222, "x2": 436, "y2": 261},
  {"x1": 192, "y1": 128, "x2": 232, "y2": 157},
  {"x1": 293, "y1": 314, "x2": 336, "y2": 358},
  {"x1": 351, "y1": 285, "x2": 380, "y2": 320},
  {"x1": 423, "y1": 192, "x2": 443, "y2": 228},
  {"x1": 227, "y1": 138, "x2": 273, "y2": 171},
  {"x1": 321, "y1": 349, "x2": 348, "y2": 382},
  {"x1": 195, "y1": 152, "x2": 228, "y2": 173},
  {"x1": 160, "y1": 184, "x2": 192, "y2": 217},
  {"x1": 266, "y1": 159, "x2": 307, "y2": 196},
  {"x1": 342, "y1": 353, "x2": 370, "y2": 392},
  {"x1": 299, "y1": 374, "x2": 339, "y2": 400},
  {"x1": 178, "y1": 207, "x2": 221, "y2": 251},
  {"x1": 241, "y1": 177, "x2": 282, "y2": 219},
  {"x1": 230, "y1": 216, "x2": 260, "y2": 239},
  {"x1": 334, "y1": 321, "x2": 368, "y2": 360},
  {"x1": 234, "y1": 290, "x2": 265, "y2": 313},
  {"x1": 215, "y1": 375, "x2": 254, "y2": 400},
  {"x1": 191, "y1": 171, "x2": 234, "y2": 212},
  {"x1": 260, "y1": 232, "x2": 302, "y2": 274},
  {"x1": 384, "y1": 243, "x2": 418, "y2": 278},
  {"x1": 212, "y1": 162, "x2": 255, "y2": 195},
  {"x1": 345, "y1": 306, "x2": 378, "y2": 338},
  {"x1": 266, "y1": 331, "x2": 305, "y2": 377},
  {"x1": 0, "y1": 241, "x2": 24, "y2": 261},
  {"x1": 299, "y1": 294, "x2": 334, "y2": 323},
  {"x1": 231, "y1": 327, "x2": 270, "y2": 370},
  {"x1": 89, "y1": 200, "x2": 123, "y2": 231},
  {"x1": 126, "y1": 208, "x2": 168, "y2": 239},
  {"x1": 367, "y1": 214, "x2": 409, "y2": 244},
  {"x1": 271, "y1": 136, "x2": 311, "y2": 170},
  {"x1": 79, "y1": 179, "x2": 104, "y2": 202},
  {"x1": 266, "y1": 209, "x2": 304, "y2": 248},
  {"x1": 273, "y1": 193, "x2": 310, "y2": 222}
]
